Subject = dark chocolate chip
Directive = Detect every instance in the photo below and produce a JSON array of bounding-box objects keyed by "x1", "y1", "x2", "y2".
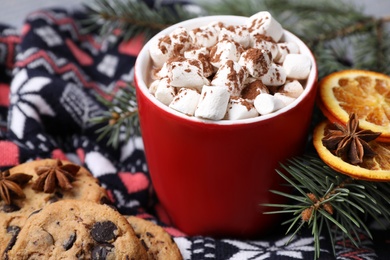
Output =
[
  {"x1": 63, "y1": 232, "x2": 77, "y2": 250},
  {"x1": 28, "y1": 209, "x2": 42, "y2": 218},
  {"x1": 4, "y1": 226, "x2": 21, "y2": 253},
  {"x1": 140, "y1": 239, "x2": 149, "y2": 251},
  {"x1": 6, "y1": 226, "x2": 20, "y2": 235},
  {"x1": 91, "y1": 243, "x2": 114, "y2": 260},
  {"x1": 90, "y1": 221, "x2": 118, "y2": 243},
  {"x1": 100, "y1": 196, "x2": 111, "y2": 205},
  {"x1": 100, "y1": 196, "x2": 118, "y2": 211},
  {"x1": 2, "y1": 204, "x2": 20, "y2": 213}
]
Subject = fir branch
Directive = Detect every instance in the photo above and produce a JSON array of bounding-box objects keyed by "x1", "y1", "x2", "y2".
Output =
[
  {"x1": 263, "y1": 155, "x2": 390, "y2": 259},
  {"x1": 195, "y1": 0, "x2": 267, "y2": 17},
  {"x1": 82, "y1": 0, "x2": 198, "y2": 41},
  {"x1": 311, "y1": 17, "x2": 376, "y2": 44},
  {"x1": 353, "y1": 22, "x2": 390, "y2": 75},
  {"x1": 198, "y1": 0, "x2": 390, "y2": 76},
  {"x1": 313, "y1": 40, "x2": 353, "y2": 79},
  {"x1": 83, "y1": 0, "x2": 390, "y2": 76},
  {"x1": 198, "y1": 0, "x2": 368, "y2": 40},
  {"x1": 90, "y1": 84, "x2": 140, "y2": 149}
]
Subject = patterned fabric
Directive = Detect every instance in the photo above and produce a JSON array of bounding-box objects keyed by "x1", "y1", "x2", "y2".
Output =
[{"x1": 0, "y1": 5, "x2": 389, "y2": 260}]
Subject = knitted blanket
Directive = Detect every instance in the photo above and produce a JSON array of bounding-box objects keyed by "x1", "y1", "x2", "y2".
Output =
[{"x1": 0, "y1": 5, "x2": 388, "y2": 260}]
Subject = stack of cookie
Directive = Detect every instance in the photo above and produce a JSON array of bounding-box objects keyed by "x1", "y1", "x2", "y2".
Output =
[{"x1": 0, "y1": 159, "x2": 183, "y2": 260}]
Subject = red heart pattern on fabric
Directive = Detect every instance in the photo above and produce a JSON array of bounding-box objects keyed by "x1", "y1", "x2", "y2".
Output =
[{"x1": 118, "y1": 171, "x2": 149, "y2": 193}]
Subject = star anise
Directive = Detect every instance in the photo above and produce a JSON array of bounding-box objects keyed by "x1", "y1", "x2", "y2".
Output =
[
  {"x1": 322, "y1": 113, "x2": 381, "y2": 165},
  {"x1": 0, "y1": 170, "x2": 33, "y2": 205},
  {"x1": 32, "y1": 160, "x2": 80, "y2": 193}
]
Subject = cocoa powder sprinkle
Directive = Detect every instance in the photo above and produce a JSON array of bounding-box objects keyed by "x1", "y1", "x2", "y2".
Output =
[
  {"x1": 147, "y1": 14, "x2": 310, "y2": 121},
  {"x1": 158, "y1": 36, "x2": 171, "y2": 54},
  {"x1": 240, "y1": 99, "x2": 253, "y2": 111},
  {"x1": 243, "y1": 48, "x2": 270, "y2": 76},
  {"x1": 241, "y1": 80, "x2": 268, "y2": 100}
]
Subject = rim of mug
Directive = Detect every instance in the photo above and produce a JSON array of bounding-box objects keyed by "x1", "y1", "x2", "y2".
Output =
[{"x1": 134, "y1": 15, "x2": 318, "y2": 126}]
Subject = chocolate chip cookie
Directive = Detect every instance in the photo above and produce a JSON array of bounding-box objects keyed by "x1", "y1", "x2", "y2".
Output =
[
  {"x1": 6, "y1": 200, "x2": 148, "y2": 259},
  {"x1": 127, "y1": 216, "x2": 183, "y2": 260},
  {"x1": 0, "y1": 159, "x2": 109, "y2": 256}
]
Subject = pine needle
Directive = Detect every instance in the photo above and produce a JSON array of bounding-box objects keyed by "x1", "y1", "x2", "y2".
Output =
[
  {"x1": 82, "y1": 0, "x2": 198, "y2": 42},
  {"x1": 90, "y1": 84, "x2": 140, "y2": 149},
  {"x1": 263, "y1": 155, "x2": 390, "y2": 258}
]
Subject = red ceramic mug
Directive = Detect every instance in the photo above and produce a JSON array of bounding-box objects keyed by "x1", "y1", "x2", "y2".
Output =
[{"x1": 134, "y1": 15, "x2": 318, "y2": 238}]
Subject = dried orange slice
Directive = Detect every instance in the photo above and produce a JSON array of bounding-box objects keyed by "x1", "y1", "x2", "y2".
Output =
[
  {"x1": 313, "y1": 120, "x2": 390, "y2": 181},
  {"x1": 318, "y1": 70, "x2": 390, "y2": 141}
]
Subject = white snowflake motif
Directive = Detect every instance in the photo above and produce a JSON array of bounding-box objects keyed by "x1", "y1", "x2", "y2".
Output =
[
  {"x1": 97, "y1": 54, "x2": 118, "y2": 77},
  {"x1": 84, "y1": 151, "x2": 117, "y2": 178},
  {"x1": 9, "y1": 69, "x2": 55, "y2": 139},
  {"x1": 223, "y1": 235, "x2": 327, "y2": 259},
  {"x1": 34, "y1": 26, "x2": 63, "y2": 47}
]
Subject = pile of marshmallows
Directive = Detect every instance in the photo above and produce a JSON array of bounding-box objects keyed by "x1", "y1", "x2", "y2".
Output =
[{"x1": 148, "y1": 11, "x2": 312, "y2": 120}]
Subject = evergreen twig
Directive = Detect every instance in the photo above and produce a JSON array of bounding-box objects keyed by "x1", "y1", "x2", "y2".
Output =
[
  {"x1": 198, "y1": 0, "x2": 390, "y2": 78},
  {"x1": 90, "y1": 84, "x2": 140, "y2": 149},
  {"x1": 83, "y1": 0, "x2": 390, "y2": 77},
  {"x1": 82, "y1": 0, "x2": 198, "y2": 41},
  {"x1": 263, "y1": 155, "x2": 390, "y2": 259}
]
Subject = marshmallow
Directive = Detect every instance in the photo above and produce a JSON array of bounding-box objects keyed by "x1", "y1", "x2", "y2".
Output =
[
  {"x1": 149, "y1": 27, "x2": 192, "y2": 68},
  {"x1": 151, "y1": 68, "x2": 160, "y2": 80},
  {"x1": 158, "y1": 56, "x2": 187, "y2": 79},
  {"x1": 149, "y1": 35, "x2": 172, "y2": 68},
  {"x1": 184, "y1": 47, "x2": 214, "y2": 77},
  {"x1": 168, "y1": 59, "x2": 209, "y2": 91},
  {"x1": 147, "y1": 11, "x2": 311, "y2": 121},
  {"x1": 260, "y1": 63, "x2": 287, "y2": 86},
  {"x1": 190, "y1": 25, "x2": 219, "y2": 48},
  {"x1": 247, "y1": 11, "x2": 284, "y2": 42},
  {"x1": 210, "y1": 39, "x2": 244, "y2": 68},
  {"x1": 283, "y1": 54, "x2": 311, "y2": 80},
  {"x1": 169, "y1": 88, "x2": 201, "y2": 116},
  {"x1": 169, "y1": 27, "x2": 192, "y2": 54},
  {"x1": 274, "y1": 41, "x2": 300, "y2": 63},
  {"x1": 241, "y1": 79, "x2": 269, "y2": 100},
  {"x1": 253, "y1": 93, "x2": 284, "y2": 115},
  {"x1": 184, "y1": 47, "x2": 208, "y2": 58},
  {"x1": 211, "y1": 60, "x2": 247, "y2": 97},
  {"x1": 226, "y1": 97, "x2": 258, "y2": 120},
  {"x1": 251, "y1": 34, "x2": 278, "y2": 60},
  {"x1": 155, "y1": 62, "x2": 169, "y2": 78},
  {"x1": 218, "y1": 25, "x2": 251, "y2": 48},
  {"x1": 279, "y1": 80, "x2": 304, "y2": 98},
  {"x1": 195, "y1": 85, "x2": 230, "y2": 120},
  {"x1": 208, "y1": 21, "x2": 225, "y2": 33},
  {"x1": 149, "y1": 79, "x2": 160, "y2": 95},
  {"x1": 238, "y1": 48, "x2": 272, "y2": 78},
  {"x1": 149, "y1": 28, "x2": 193, "y2": 68},
  {"x1": 273, "y1": 93, "x2": 296, "y2": 107},
  {"x1": 155, "y1": 78, "x2": 176, "y2": 105}
]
